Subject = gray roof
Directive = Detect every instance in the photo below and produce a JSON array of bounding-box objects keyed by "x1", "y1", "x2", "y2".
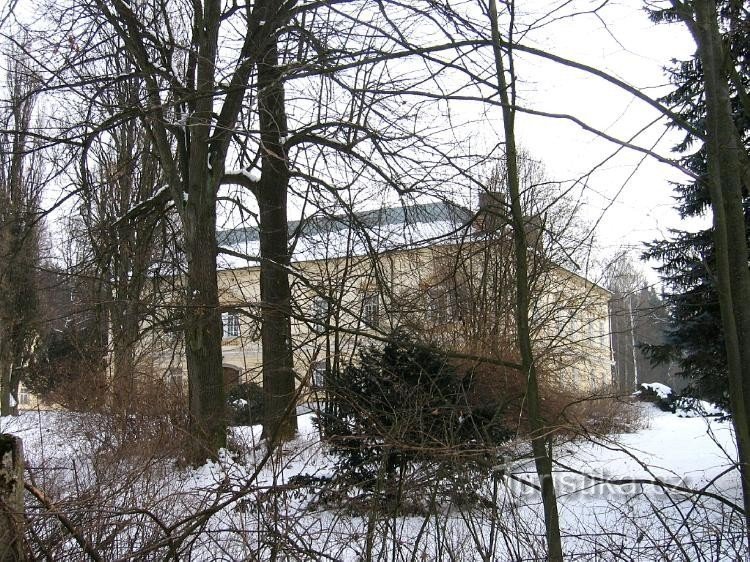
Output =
[{"x1": 218, "y1": 201, "x2": 474, "y2": 247}]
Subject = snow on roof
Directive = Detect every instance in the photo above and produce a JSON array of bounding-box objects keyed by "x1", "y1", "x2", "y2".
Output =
[{"x1": 217, "y1": 201, "x2": 474, "y2": 270}]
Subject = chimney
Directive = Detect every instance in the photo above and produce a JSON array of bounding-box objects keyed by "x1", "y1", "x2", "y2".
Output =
[{"x1": 477, "y1": 191, "x2": 508, "y2": 231}]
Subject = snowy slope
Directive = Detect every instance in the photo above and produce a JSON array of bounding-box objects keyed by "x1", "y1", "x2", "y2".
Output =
[{"x1": 1, "y1": 403, "x2": 744, "y2": 560}]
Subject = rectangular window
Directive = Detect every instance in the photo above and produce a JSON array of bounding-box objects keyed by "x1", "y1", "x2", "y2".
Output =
[
  {"x1": 427, "y1": 287, "x2": 447, "y2": 324},
  {"x1": 18, "y1": 388, "x2": 30, "y2": 406},
  {"x1": 312, "y1": 296, "x2": 329, "y2": 333},
  {"x1": 427, "y1": 284, "x2": 460, "y2": 324},
  {"x1": 362, "y1": 293, "x2": 380, "y2": 327},
  {"x1": 312, "y1": 360, "x2": 326, "y2": 388},
  {"x1": 167, "y1": 367, "x2": 185, "y2": 388},
  {"x1": 222, "y1": 312, "x2": 241, "y2": 338}
]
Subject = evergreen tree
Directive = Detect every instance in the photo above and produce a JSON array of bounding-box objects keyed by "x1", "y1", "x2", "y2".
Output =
[
  {"x1": 319, "y1": 331, "x2": 511, "y2": 484},
  {"x1": 643, "y1": 3, "x2": 749, "y2": 409}
]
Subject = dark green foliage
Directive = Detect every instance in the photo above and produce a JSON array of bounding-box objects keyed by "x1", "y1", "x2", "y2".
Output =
[
  {"x1": 644, "y1": 228, "x2": 730, "y2": 407},
  {"x1": 637, "y1": 383, "x2": 676, "y2": 413},
  {"x1": 317, "y1": 332, "x2": 511, "y2": 484},
  {"x1": 642, "y1": 2, "x2": 748, "y2": 409},
  {"x1": 227, "y1": 382, "x2": 265, "y2": 426}
]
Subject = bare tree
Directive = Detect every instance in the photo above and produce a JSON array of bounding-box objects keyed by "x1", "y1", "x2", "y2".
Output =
[
  {"x1": 487, "y1": 1, "x2": 563, "y2": 557},
  {"x1": 604, "y1": 253, "x2": 647, "y2": 391},
  {"x1": 0, "y1": 40, "x2": 43, "y2": 416},
  {"x1": 77, "y1": 70, "x2": 169, "y2": 416},
  {"x1": 18, "y1": 0, "x2": 309, "y2": 457}
]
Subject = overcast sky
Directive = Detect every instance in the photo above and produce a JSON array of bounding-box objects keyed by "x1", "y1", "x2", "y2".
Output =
[
  {"x1": 510, "y1": 1, "x2": 700, "y2": 273},
  {"x1": 13, "y1": 0, "x2": 702, "y2": 282}
]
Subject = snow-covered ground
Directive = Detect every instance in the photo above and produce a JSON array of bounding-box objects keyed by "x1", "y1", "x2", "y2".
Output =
[{"x1": 1, "y1": 403, "x2": 744, "y2": 561}]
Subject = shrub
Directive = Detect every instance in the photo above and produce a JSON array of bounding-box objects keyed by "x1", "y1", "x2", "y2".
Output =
[
  {"x1": 317, "y1": 331, "x2": 512, "y2": 484},
  {"x1": 227, "y1": 382, "x2": 264, "y2": 426},
  {"x1": 25, "y1": 325, "x2": 107, "y2": 410},
  {"x1": 637, "y1": 382, "x2": 676, "y2": 412}
]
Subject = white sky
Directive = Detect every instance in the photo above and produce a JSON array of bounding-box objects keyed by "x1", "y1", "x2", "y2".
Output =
[
  {"x1": 508, "y1": 1, "x2": 701, "y2": 275},
  {"x1": 12, "y1": 0, "x2": 704, "y2": 283}
]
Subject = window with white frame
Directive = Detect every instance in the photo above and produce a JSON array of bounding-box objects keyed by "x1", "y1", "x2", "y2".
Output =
[
  {"x1": 18, "y1": 387, "x2": 31, "y2": 407},
  {"x1": 362, "y1": 292, "x2": 380, "y2": 327},
  {"x1": 426, "y1": 284, "x2": 460, "y2": 324},
  {"x1": 312, "y1": 360, "x2": 327, "y2": 388},
  {"x1": 311, "y1": 296, "x2": 329, "y2": 333},
  {"x1": 571, "y1": 315, "x2": 581, "y2": 335},
  {"x1": 427, "y1": 287, "x2": 446, "y2": 323},
  {"x1": 222, "y1": 312, "x2": 241, "y2": 338}
]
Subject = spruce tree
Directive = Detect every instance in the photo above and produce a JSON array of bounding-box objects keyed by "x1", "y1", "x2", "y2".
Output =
[{"x1": 643, "y1": 3, "x2": 749, "y2": 409}]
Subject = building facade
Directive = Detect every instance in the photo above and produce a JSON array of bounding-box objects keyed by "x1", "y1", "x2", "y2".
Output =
[{"x1": 150, "y1": 201, "x2": 612, "y2": 399}]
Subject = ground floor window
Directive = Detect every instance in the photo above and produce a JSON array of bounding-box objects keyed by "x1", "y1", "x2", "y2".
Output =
[
  {"x1": 312, "y1": 360, "x2": 327, "y2": 388},
  {"x1": 222, "y1": 312, "x2": 241, "y2": 338}
]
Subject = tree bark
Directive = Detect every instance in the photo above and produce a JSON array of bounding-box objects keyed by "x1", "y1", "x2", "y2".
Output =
[
  {"x1": 182, "y1": 0, "x2": 226, "y2": 462},
  {"x1": 89, "y1": 0, "x2": 299, "y2": 459},
  {"x1": 0, "y1": 434, "x2": 24, "y2": 561},
  {"x1": 258, "y1": 33, "x2": 298, "y2": 444},
  {"x1": 0, "y1": 52, "x2": 39, "y2": 417},
  {"x1": 679, "y1": 0, "x2": 750, "y2": 541}
]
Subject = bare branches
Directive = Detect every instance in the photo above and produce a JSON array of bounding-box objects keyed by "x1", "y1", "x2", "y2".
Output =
[{"x1": 25, "y1": 482, "x2": 104, "y2": 562}]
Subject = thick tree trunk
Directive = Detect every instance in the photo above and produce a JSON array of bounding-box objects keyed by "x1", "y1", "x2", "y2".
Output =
[
  {"x1": 488, "y1": 1, "x2": 564, "y2": 560},
  {"x1": 183, "y1": 0, "x2": 226, "y2": 462},
  {"x1": 258, "y1": 36, "x2": 297, "y2": 444},
  {"x1": 0, "y1": 241, "x2": 35, "y2": 418},
  {"x1": 184, "y1": 203, "x2": 226, "y2": 461},
  {"x1": 8, "y1": 343, "x2": 23, "y2": 417},
  {"x1": 111, "y1": 320, "x2": 137, "y2": 415},
  {"x1": 110, "y1": 236, "x2": 143, "y2": 416},
  {"x1": 0, "y1": 434, "x2": 23, "y2": 561},
  {"x1": 685, "y1": 0, "x2": 750, "y2": 541},
  {"x1": 0, "y1": 356, "x2": 10, "y2": 417}
]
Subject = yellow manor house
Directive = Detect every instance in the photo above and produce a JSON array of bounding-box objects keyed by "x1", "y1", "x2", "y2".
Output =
[{"x1": 143, "y1": 198, "x2": 612, "y2": 401}]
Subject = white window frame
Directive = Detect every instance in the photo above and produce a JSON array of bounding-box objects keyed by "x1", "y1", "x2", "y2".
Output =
[
  {"x1": 427, "y1": 287, "x2": 448, "y2": 324},
  {"x1": 312, "y1": 296, "x2": 329, "y2": 333},
  {"x1": 427, "y1": 284, "x2": 461, "y2": 324},
  {"x1": 167, "y1": 367, "x2": 185, "y2": 388},
  {"x1": 312, "y1": 360, "x2": 326, "y2": 388},
  {"x1": 362, "y1": 293, "x2": 380, "y2": 327},
  {"x1": 18, "y1": 387, "x2": 31, "y2": 406},
  {"x1": 222, "y1": 312, "x2": 241, "y2": 338}
]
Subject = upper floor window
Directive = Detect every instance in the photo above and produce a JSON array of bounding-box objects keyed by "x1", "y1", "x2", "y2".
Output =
[
  {"x1": 167, "y1": 366, "x2": 185, "y2": 388},
  {"x1": 312, "y1": 296, "x2": 329, "y2": 333},
  {"x1": 222, "y1": 312, "x2": 241, "y2": 338},
  {"x1": 599, "y1": 319, "x2": 608, "y2": 348},
  {"x1": 362, "y1": 293, "x2": 380, "y2": 327},
  {"x1": 426, "y1": 282, "x2": 462, "y2": 324}
]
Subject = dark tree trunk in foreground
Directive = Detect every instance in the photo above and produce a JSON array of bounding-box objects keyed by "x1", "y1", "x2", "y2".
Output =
[
  {"x1": 675, "y1": 0, "x2": 750, "y2": 541},
  {"x1": 0, "y1": 48, "x2": 40, "y2": 417},
  {"x1": 92, "y1": 0, "x2": 303, "y2": 459},
  {"x1": 0, "y1": 434, "x2": 24, "y2": 561},
  {"x1": 258, "y1": 34, "x2": 297, "y2": 443},
  {"x1": 182, "y1": 0, "x2": 225, "y2": 459},
  {"x1": 488, "y1": 1, "x2": 564, "y2": 559}
]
